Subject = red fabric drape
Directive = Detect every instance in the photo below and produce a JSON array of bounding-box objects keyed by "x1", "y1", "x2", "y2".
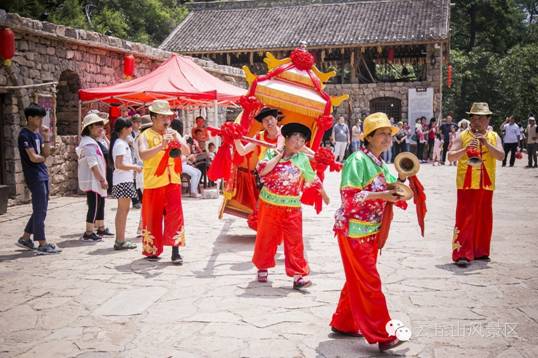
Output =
[
  {"x1": 155, "y1": 141, "x2": 182, "y2": 177},
  {"x1": 207, "y1": 123, "x2": 245, "y2": 181},
  {"x1": 408, "y1": 175, "x2": 427, "y2": 237},
  {"x1": 376, "y1": 203, "x2": 394, "y2": 250}
]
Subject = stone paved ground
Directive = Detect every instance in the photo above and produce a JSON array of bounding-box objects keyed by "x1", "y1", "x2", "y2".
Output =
[{"x1": 1, "y1": 159, "x2": 537, "y2": 358}]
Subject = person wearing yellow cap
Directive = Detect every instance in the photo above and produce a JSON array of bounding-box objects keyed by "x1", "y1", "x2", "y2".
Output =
[
  {"x1": 330, "y1": 112, "x2": 410, "y2": 352},
  {"x1": 447, "y1": 102, "x2": 504, "y2": 267},
  {"x1": 138, "y1": 100, "x2": 191, "y2": 264}
]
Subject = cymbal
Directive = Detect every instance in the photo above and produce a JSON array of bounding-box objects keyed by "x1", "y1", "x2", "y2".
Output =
[{"x1": 387, "y1": 182, "x2": 414, "y2": 201}]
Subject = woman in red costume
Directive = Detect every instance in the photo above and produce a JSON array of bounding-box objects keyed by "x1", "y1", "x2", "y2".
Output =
[{"x1": 330, "y1": 113, "x2": 410, "y2": 352}]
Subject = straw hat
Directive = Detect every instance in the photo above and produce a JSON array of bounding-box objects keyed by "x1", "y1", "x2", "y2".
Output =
[
  {"x1": 466, "y1": 102, "x2": 493, "y2": 116},
  {"x1": 140, "y1": 114, "x2": 152, "y2": 129},
  {"x1": 359, "y1": 112, "x2": 399, "y2": 140},
  {"x1": 148, "y1": 100, "x2": 174, "y2": 116},
  {"x1": 458, "y1": 119, "x2": 470, "y2": 128},
  {"x1": 86, "y1": 109, "x2": 109, "y2": 121},
  {"x1": 81, "y1": 113, "x2": 107, "y2": 134}
]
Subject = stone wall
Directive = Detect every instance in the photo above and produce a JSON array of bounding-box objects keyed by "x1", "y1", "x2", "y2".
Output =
[
  {"x1": 0, "y1": 10, "x2": 245, "y2": 204},
  {"x1": 325, "y1": 43, "x2": 443, "y2": 123}
]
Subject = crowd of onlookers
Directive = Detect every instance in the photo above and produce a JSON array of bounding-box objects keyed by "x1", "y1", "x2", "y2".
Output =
[
  {"x1": 16, "y1": 102, "x2": 219, "y2": 254},
  {"x1": 324, "y1": 113, "x2": 537, "y2": 169}
]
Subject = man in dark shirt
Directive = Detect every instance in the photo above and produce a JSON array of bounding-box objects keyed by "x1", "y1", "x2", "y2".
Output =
[
  {"x1": 16, "y1": 103, "x2": 61, "y2": 254},
  {"x1": 440, "y1": 115, "x2": 457, "y2": 164}
]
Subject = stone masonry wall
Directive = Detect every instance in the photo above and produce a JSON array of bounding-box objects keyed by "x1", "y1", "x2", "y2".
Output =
[{"x1": 0, "y1": 10, "x2": 245, "y2": 204}]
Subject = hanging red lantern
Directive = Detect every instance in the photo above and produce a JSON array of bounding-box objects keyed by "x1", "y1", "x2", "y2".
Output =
[
  {"x1": 0, "y1": 27, "x2": 16, "y2": 66},
  {"x1": 109, "y1": 104, "x2": 122, "y2": 121},
  {"x1": 123, "y1": 54, "x2": 135, "y2": 79},
  {"x1": 387, "y1": 47, "x2": 395, "y2": 64},
  {"x1": 447, "y1": 64, "x2": 453, "y2": 88}
]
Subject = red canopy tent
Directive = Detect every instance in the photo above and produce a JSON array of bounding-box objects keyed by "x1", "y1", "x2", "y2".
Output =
[{"x1": 78, "y1": 54, "x2": 245, "y2": 107}]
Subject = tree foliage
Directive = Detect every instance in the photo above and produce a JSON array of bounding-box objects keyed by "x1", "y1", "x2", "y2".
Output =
[
  {"x1": 1, "y1": 0, "x2": 188, "y2": 47},
  {"x1": 446, "y1": 0, "x2": 538, "y2": 127}
]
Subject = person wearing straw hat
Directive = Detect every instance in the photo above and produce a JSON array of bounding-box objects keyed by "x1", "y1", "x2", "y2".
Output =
[
  {"x1": 138, "y1": 100, "x2": 190, "y2": 265},
  {"x1": 253, "y1": 122, "x2": 329, "y2": 290},
  {"x1": 76, "y1": 111, "x2": 111, "y2": 242},
  {"x1": 331, "y1": 112, "x2": 411, "y2": 352},
  {"x1": 447, "y1": 102, "x2": 504, "y2": 267}
]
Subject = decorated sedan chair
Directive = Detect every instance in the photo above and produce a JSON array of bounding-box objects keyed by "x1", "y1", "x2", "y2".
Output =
[{"x1": 207, "y1": 46, "x2": 349, "y2": 230}]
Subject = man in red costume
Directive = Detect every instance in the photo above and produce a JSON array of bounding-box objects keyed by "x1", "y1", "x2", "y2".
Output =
[
  {"x1": 138, "y1": 100, "x2": 191, "y2": 264},
  {"x1": 447, "y1": 102, "x2": 504, "y2": 267}
]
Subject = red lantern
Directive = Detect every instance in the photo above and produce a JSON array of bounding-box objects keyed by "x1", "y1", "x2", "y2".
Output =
[
  {"x1": 109, "y1": 104, "x2": 121, "y2": 121},
  {"x1": 447, "y1": 64, "x2": 453, "y2": 88},
  {"x1": 0, "y1": 27, "x2": 15, "y2": 66},
  {"x1": 123, "y1": 54, "x2": 135, "y2": 79},
  {"x1": 387, "y1": 48, "x2": 395, "y2": 64}
]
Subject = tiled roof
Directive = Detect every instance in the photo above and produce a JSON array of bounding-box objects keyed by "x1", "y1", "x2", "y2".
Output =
[{"x1": 160, "y1": 0, "x2": 450, "y2": 53}]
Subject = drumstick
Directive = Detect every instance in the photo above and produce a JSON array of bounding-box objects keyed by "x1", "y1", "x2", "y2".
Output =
[{"x1": 207, "y1": 126, "x2": 314, "y2": 159}]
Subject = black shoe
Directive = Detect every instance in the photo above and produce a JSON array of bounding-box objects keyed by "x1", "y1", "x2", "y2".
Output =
[
  {"x1": 331, "y1": 326, "x2": 363, "y2": 337},
  {"x1": 145, "y1": 255, "x2": 160, "y2": 261},
  {"x1": 16, "y1": 237, "x2": 35, "y2": 250},
  {"x1": 97, "y1": 227, "x2": 114, "y2": 237},
  {"x1": 171, "y1": 252, "x2": 183, "y2": 265},
  {"x1": 475, "y1": 256, "x2": 490, "y2": 262},
  {"x1": 81, "y1": 232, "x2": 103, "y2": 242},
  {"x1": 36, "y1": 243, "x2": 62, "y2": 255},
  {"x1": 379, "y1": 338, "x2": 405, "y2": 352},
  {"x1": 455, "y1": 258, "x2": 469, "y2": 267}
]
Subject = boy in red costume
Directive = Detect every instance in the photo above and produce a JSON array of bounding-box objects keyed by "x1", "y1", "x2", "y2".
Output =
[{"x1": 253, "y1": 123, "x2": 328, "y2": 289}]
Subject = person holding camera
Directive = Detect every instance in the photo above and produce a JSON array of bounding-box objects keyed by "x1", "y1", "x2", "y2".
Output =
[{"x1": 501, "y1": 115, "x2": 521, "y2": 167}]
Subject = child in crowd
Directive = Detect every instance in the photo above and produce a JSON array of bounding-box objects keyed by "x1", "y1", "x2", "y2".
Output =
[
  {"x1": 77, "y1": 112, "x2": 110, "y2": 242},
  {"x1": 110, "y1": 118, "x2": 140, "y2": 250},
  {"x1": 208, "y1": 142, "x2": 216, "y2": 161},
  {"x1": 432, "y1": 132, "x2": 444, "y2": 166}
]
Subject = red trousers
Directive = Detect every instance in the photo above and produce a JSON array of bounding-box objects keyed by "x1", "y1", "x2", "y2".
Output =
[
  {"x1": 331, "y1": 234, "x2": 394, "y2": 344},
  {"x1": 452, "y1": 189, "x2": 493, "y2": 261},
  {"x1": 141, "y1": 184, "x2": 185, "y2": 257},
  {"x1": 252, "y1": 200, "x2": 309, "y2": 277}
]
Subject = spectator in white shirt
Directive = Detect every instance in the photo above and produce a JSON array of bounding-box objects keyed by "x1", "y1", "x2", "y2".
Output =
[{"x1": 501, "y1": 116, "x2": 521, "y2": 167}]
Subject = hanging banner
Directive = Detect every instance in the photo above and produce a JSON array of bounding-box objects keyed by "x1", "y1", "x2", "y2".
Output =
[{"x1": 408, "y1": 87, "x2": 433, "y2": 142}]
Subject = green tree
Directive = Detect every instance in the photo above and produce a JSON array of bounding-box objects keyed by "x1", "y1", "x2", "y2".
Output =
[
  {"x1": 1, "y1": 0, "x2": 188, "y2": 47},
  {"x1": 446, "y1": 0, "x2": 537, "y2": 127}
]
